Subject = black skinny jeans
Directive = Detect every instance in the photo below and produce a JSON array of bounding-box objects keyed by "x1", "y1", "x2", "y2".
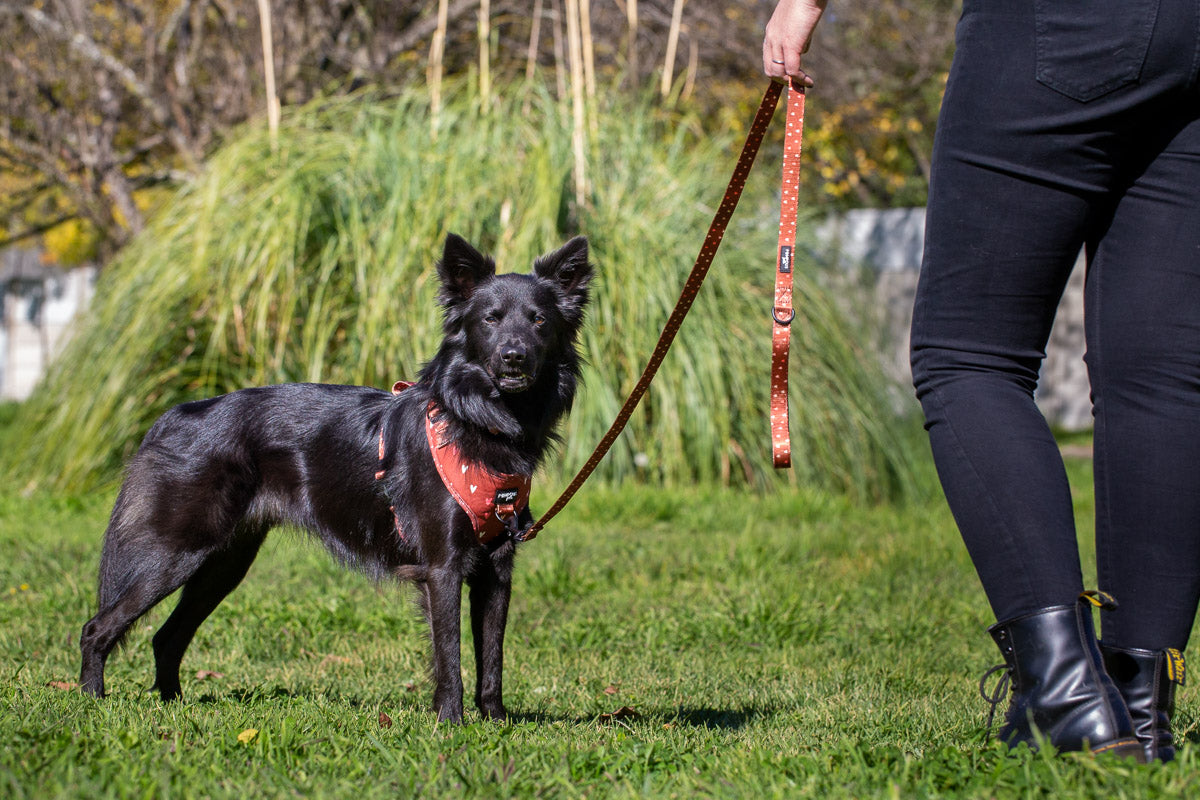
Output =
[{"x1": 911, "y1": 0, "x2": 1200, "y2": 651}]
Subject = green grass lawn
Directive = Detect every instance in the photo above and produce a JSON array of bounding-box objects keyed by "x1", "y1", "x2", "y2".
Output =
[{"x1": 2, "y1": 459, "x2": 1198, "y2": 798}]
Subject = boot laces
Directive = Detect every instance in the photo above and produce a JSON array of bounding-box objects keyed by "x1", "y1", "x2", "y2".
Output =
[
  {"x1": 977, "y1": 593, "x2": 1118, "y2": 745},
  {"x1": 979, "y1": 663, "x2": 1013, "y2": 741}
]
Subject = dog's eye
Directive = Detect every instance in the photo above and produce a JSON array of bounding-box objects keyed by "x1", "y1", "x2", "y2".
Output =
[
  {"x1": 533, "y1": 313, "x2": 546, "y2": 327},
  {"x1": 484, "y1": 313, "x2": 499, "y2": 325}
]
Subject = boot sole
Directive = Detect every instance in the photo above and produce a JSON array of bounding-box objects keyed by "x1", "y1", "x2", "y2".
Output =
[{"x1": 1091, "y1": 738, "x2": 1148, "y2": 763}]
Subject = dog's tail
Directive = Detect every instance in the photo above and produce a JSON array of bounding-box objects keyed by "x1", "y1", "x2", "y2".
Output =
[
  {"x1": 95, "y1": 485, "x2": 145, "y2": 612},
  {"x1": 85, "y1": 522, "x2": 151, "y2": 660},
  {"x1": 94, "y1": 466, "x2": 189, "y2": 612},
  {"x1": 393, "y1": 565, "x2": 428, "y2": 583}
]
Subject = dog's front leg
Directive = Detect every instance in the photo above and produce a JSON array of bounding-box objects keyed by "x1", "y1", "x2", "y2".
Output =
[
  {"x1": 424, "y1": 566, "x2": 465, "y2": 723},
  {"x1": 469, "y1": 550, "x2": 513, "y2": 722}
]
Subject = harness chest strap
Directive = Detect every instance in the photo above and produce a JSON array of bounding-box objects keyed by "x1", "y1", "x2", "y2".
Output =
[{"x1": 375, "y1": 381, "x2": 531, "y2": 545}]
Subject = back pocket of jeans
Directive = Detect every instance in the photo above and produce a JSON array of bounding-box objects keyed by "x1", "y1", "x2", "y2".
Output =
[{"x1": 1034, "y1": 0, "x2": 1159, "y2": 101}]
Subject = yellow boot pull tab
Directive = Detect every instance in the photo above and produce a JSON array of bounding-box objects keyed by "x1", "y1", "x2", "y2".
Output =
[
  {"x1": 1165, "y1": 649, "x2": 1187, "y2": 686},
  {"x1": 1079, "y1": 590, "x2": 1119, "y2": 611}
]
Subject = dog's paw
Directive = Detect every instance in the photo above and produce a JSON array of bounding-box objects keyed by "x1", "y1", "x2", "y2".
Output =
[
  {"x1": 478, "y1": 702, "x2": 509, "y2": 723},
  {"x1": 434, "y1": 703, "x2": 465, "y2": 724}
]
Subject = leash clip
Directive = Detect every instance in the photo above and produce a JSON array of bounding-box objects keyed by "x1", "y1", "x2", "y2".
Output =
[
  {"x1": 772, "y1": 306, "x2": 795, "y2": 326},
  {"x1": 505, "y1": 513, "x2": 537, "y2": 543}
]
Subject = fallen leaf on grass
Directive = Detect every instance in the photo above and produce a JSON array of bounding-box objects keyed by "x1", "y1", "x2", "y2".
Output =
[
  {"x1": 378, "y1": 711, "x2": 393, "y2": 729},
  {"x1": 47, "y1": 680, "x2": 77, "y2": 691},
  {"x1": 195, "y1": 670, "x2": 225, "y2": 681},
  {"x1": 598, "y1": 706, "x2": 638, "y2": 723},
  {"x1": 237, "y1": 728, "x2": 258, "y2": 744},
  {"x1": 319, "y1": 654, "x2": 360, "y2": 669},
  {"x1": 299, "y1": 649, "x2": 362, "y2": 669},
  {"x1": 603, "y1": 685, "x2": 618, "y2": 695}
]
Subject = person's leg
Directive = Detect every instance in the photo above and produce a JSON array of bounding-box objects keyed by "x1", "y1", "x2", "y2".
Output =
[
  {"x1": 1089, "y1": 108, "x2": 1200, "y2": 662},
  {"x1": 909, "y1": 0, "x2": 1176, "y2": 757},
  {"x1": 1085, "y1": 59, "x2": 1200, "y2": 764},
  {"x1": 1089, "y1": 86, "x2": 1200, "y2": 659},
  {"x1": 912, "y1": 0, "x2": 1110, "y2": 622}
]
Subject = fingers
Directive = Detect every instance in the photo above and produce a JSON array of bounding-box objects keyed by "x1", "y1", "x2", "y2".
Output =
[
  {"x1": 761, "y1": 0, "x2": 825, "y2": 86},
  {"x1": 766, "y1": 56, "x2": 815, "y2": 87},
  {"x1": 762, "y1": 41, "x2": 788, "y2": 79},
  {"x1": 763, "y1": 44, "x2": 815, "y2": 87}
]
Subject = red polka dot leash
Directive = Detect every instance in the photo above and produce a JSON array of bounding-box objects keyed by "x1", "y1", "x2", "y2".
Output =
[
  {"x1": 521, "y1": 79, "x2": 799, "y2": 541},
  {"x1": 771, "y1": 80, "x2": 805, "y2": 469}
]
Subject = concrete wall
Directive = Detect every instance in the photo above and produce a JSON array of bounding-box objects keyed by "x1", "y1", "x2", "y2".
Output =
[
  {"x1": 817, "y1": 208, "x2": 1091, "y2": 430},
  {"x1": 0, "y1": 248, "x2": 96, "y2": 401}
]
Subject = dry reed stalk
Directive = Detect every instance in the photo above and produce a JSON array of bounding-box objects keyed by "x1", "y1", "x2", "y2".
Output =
[
  {"x1": 626, "y1": 0, "x2": 638, "y2": 85},
  {"x1": 564, "y1": 0, "x2": 588, "y2": 207},
  {"x1": 580, "y1": 0, "x2": 598, "y2": 137},
  {"x1": 255, "y1": 0, "x2": 279, "y2": 150},
  {"x1": 661, "y1": 0, "x2": 685, "y2": 97},
  {"x1": 683, "y1": 37, "x2": 698, "y2": 100},
  {"x1": 428, "y1": 0, "x2": 450, "y2": 127},
  {"x1": 478, "y1": 0, "x2": 491, "y2": 111},
  {"x1": 524, "y1": 0, "x2": 545, "y2": 115},
  {"x1": 525, "y1": 0, "x2": 544, "y2": 83},
  {"x1": 580, "y1": 0, "x2": 596, "y2": 100},
  {"x1": 551, "y1": 0, "x2": 567, "y2": 100}
]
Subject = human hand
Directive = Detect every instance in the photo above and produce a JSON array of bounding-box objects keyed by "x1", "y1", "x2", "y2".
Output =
[{"x1": 762, "y1": 0, "x2": 828, "y2": 86}]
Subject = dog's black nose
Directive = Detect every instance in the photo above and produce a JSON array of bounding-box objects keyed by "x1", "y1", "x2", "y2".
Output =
[{"x1": 501, "y1": 346, "x2": 525, "y2": 365}]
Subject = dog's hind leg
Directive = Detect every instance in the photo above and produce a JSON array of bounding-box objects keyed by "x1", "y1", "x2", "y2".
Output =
[
  {"x1": 422, "y1": 566, "x2": 466, "y2": 723},
  {"x1": 79, "y1": 546, "x2": 209, "y2": 698},
  {"x1": 151, "y1": 524, "x2": 268, "y2": 701},
  {"x1": 468, "y1": 555, "x2": 513, "y2": 722}
]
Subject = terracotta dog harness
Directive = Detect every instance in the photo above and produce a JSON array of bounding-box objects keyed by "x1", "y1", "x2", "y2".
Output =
[{"x1": 375, "y1": 381, "x2": 531, "y2": 546}]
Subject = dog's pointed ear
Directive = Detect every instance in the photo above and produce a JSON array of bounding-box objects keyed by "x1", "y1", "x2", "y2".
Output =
[
  {"x1": 437, "y1": 233, "x2": 496, "y2": 305},
  {"x1": 533, "y1": 236, "x2": 592, "y2": 314}
]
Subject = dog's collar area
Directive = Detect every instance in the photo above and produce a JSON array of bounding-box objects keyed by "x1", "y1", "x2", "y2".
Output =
[{"x1": 375, "y1": 381, "x2": 532, "y2": 546}]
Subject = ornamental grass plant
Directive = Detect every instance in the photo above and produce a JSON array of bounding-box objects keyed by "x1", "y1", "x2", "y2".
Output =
[{"x1": 0, "y1": 82, "x2": 922, "y2": 503}]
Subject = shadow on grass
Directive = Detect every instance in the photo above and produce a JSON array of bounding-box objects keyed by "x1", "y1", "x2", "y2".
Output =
[
  {"x1": 197, "y1": 685, "x2": 373, "y2": 708},
  {"x1": 188, "y1": 687, "x2": 766, "y2": 731},
  {"x1": 670, "y1": 706, "x2": 763, "y2": 730},
  {"x1": 509, "y1": 706, "x2": 765, "y2": 730}
]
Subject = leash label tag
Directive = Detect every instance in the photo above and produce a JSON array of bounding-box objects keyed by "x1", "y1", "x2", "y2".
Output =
[{"x1": 778, "y1": 245, "x2": 793, "y2": 274}]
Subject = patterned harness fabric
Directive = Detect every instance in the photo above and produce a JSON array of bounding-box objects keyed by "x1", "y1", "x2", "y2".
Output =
[{"x1": 375, "y1": 382, "x2": 531, "y2": 545}]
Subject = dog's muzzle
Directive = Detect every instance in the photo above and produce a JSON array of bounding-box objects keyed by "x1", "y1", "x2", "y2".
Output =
[
  {"x1": 494, "y1": 346, "x2": 535, "y2": 392},
  {"x1": 496, "y1": 375, "x2": 532, "y2": 392}
]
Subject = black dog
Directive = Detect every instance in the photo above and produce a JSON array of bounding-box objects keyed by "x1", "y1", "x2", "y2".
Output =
[{"x1": 79, "y1": 233, "x2": 592, "y2": 722}]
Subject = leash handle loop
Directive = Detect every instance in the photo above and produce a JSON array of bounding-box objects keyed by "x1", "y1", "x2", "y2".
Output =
[
  {"x1": 771, "y1": 82, "x2": 806, "y2": 469},
  {"x1": 523, "y1": 80, "x2": 786, "y2": 541}
]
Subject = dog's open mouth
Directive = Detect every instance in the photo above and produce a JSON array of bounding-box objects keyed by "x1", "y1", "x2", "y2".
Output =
[{"x1": 495, "y1": 370, "x2": 533, "y2": 392}]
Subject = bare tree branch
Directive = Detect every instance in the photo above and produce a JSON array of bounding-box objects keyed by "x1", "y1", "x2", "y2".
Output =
[
  {"x1": 0, "y1": 215, "x2": 79, "y2": 249},
  {"x1": 0, "y1": 4, "x2": 172, "y2": 128}
]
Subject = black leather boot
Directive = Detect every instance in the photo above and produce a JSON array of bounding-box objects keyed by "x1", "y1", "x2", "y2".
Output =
[
  {"x1": 984, "y1": 594, "x2": 1144, "y2": 760},
  {"x1": 1100, "y1": 644, "x2": 1185, "y2": 763}
]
